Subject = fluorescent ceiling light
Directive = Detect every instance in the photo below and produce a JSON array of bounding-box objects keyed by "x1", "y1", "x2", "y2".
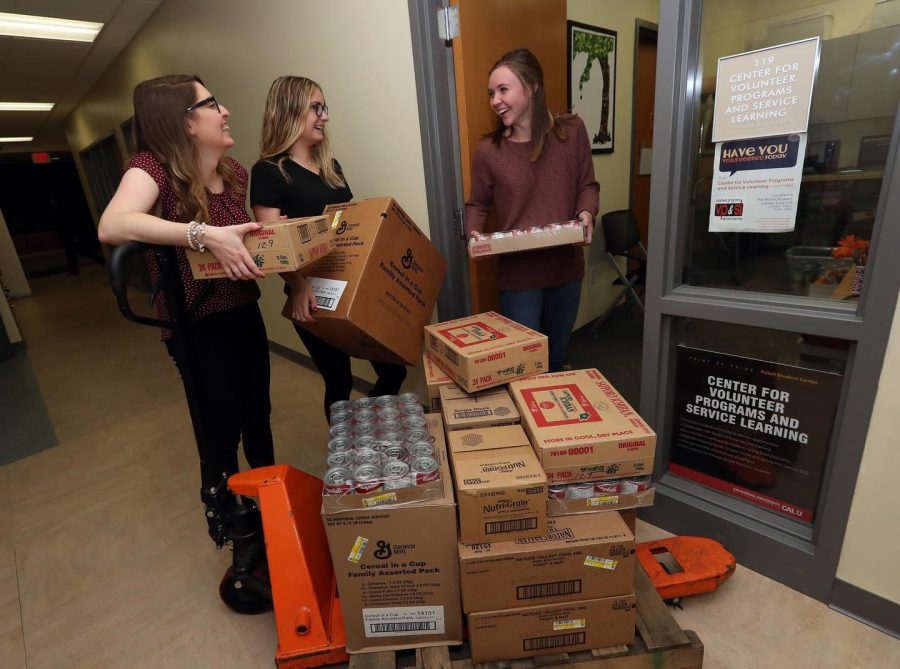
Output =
[
  {"x1": 0, "y1": 137, "x2": 33, "y2": 142},
  {"x1": 0, "y1": 102, "x2": 54, "y2": 111},
  {"x1": 0, "y1": 12, "x2": 103, "y2": 43}
]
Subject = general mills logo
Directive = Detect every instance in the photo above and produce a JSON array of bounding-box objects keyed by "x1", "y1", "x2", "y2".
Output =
[
  {"x1": 373, "y1": 540, "x2": 392, "y2": 559},
  {"x1": 401, "y1": 248, "x2": 413, "y2": 269},
  {"x1": 335, "y1": 220, "x2": 349, "y2": 235}
]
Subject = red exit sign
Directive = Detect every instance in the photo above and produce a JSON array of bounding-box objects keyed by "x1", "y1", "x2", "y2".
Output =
[{"x1": 31, "y1": 152, "x2": 51, "y2": 164}]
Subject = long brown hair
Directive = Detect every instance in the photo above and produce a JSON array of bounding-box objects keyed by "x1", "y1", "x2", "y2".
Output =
[
  {"x1": 258, "y1": 76, "x2": 345, "y2": 188},
  {"x1": 488, "y1": 49, "x2": 567, "y2": 161},
  {"x1": 132, "y1": 74, "x2": 239, "y2": 223}
]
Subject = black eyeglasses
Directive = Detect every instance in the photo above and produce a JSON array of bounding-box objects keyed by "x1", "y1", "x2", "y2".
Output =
[
  {"x1": 185, "y1": 96, "x2": 220, "y2": 114},
  {"x1": 310, "y1": 102, "x2": 329, "y2": 118}
]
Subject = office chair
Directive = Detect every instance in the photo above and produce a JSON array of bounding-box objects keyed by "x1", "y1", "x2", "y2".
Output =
[{"x1": 590, "y1": 209, "x2": 647, "y2": 340}]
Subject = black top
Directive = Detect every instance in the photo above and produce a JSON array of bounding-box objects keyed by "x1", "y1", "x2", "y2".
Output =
[{"x1": 250, "y1": 157, "x2": 353, "y2": 219}]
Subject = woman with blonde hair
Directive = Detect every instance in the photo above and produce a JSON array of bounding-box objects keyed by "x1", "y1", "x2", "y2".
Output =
[
  {"x1": 251, "y1": 75, "x2": 407, "y2": 420},
  {"x1": 99, "y1": 74, "x2": 275, "y2": 542}
]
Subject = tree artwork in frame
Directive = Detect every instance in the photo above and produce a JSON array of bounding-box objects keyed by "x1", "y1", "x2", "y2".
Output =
[{"x1": 568, "y1": 21, "x2": 616, "y2": 154}]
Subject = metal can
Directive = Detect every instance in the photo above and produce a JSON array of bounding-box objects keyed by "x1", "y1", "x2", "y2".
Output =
[
  {"x1": 329, "y1": 422, "x2": 353, "y2": 439},
  {"x1": 354, "y1": 464, "x2": 382, "y2": 494},
  {"x1": 326, "y1": 450, "x2": 354, "y2": 469},
  {"x1": 378, "y1": 420, "x2": 404, "y2": 436},
  {"x1": 382, "y1": 459, "x2": 412, "y2": 489},
  {"x1": 382, "y1": 443, "x2": 409, "y2": 463},
  {"x1": 350, "y1": 396, "x2": 374, "y2": 411},
  {"x1": 323, "y1": 466, "x2": 353, "y2": 495},
  {"x1": 594, "y1": 480, "x2": 622, "y2": 495},
  {"x1": 329, "y1": 409, "x2": 352, "y2": 426},
  {"x1": 402, "y1": 414, "x2": 427, "y2": 431},
  {"x1": 353, "y1": 435, "x2": 377, "y2": 451},
  {"x1": 409, "y1": 441, "x2": 434, "y2": 459},
  {"x1": 399, "y1": 403, "x2": 424, "y2": 417},
  {"x1": 376, "y1": 432, "x2": 404, "y2": 447},
  {"x1": 411, "y1": 455, "x2": 440, "y2": 485},
  {"x1": 397, "y1": 392, "x2": 420, "y2": 406},
  {"x1": 329, "y1": 399, "x2": 352, "y2": 417},
  {"x1": 352, "y1": 421, "x2": 378, "y2": 438},
  {"x1": 403, "y1": 428, "x2": 430, "y2": 444},
  {"x1": 353, "y1": 409, "x2": 377, "y2": 424},
  {"x1": 353, "y1": 447, "x2": 382, "y2": 467},
  {"x1": 548, "y1": 485, "x2": 568, "y2": 500},
  {"x1": 566, "y1": 482, "x2": 596, "y2": 499},
  {"x1": 327, "y1": 436, "x2": 353, "y2": 453},
  {"x1": 620, "y1": 476, "x2": 652, "y2": 493},
  {"x1": 376, "y1": 406, "x2": 401, "y2": 422},
  {"x1": 373, "y1": 395, "x2": 396, "y2": 408}
]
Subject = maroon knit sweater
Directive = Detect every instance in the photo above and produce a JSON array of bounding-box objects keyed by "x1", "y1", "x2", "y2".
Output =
[{"x1": 465, "y1": 113, "x2": 600, "y2": 291}]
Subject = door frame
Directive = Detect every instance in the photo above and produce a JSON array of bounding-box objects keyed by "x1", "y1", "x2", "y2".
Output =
[{"x1": 642, "y1": 0, "x2": 900, "y2": 605}]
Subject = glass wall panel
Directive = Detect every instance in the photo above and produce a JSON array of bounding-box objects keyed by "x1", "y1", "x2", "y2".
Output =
[{"x1": 685, "y1": 1, "x2": 896, "y2": 303}]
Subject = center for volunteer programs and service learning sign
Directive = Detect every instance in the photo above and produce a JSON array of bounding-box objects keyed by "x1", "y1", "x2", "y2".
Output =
[{"x1": 709, "y1": 37, "x2": 819, "y2": 233}]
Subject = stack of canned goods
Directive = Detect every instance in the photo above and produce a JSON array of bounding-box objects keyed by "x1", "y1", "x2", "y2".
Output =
[
  {"x1": 324, "y1": 394, "x2": 441, "y2": 496},
  {"x1": 469, "y1": 219, "x2": 581, "y2": 242},
  {"x1": 547, "y1": 476, "x2": 653, "y2": 500}
]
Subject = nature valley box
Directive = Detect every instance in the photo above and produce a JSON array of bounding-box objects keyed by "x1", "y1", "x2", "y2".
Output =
[
  {"x1": 458, "y1": 512, "x2": 635, "y2": 612},
  {"x1": 286, "y1": 197, "x2": 447, "y2": 366},
  {"x1": 188, "y1": 215, "x2": 334, "y2": 279},
  {"x1": 467, "y1": 595, "x2": 637, "y2": 663},
  {"x1": 322, "y1": 414, "x2": 462, "y2": 652},
  {"x1": 423, "y1": 353, "x2": 453, "y2": 412},
  {"x1": 448, "y1": 424, "x2": 547, "y2": 544},
  {"x1": 440, "y1": 384, "x2": 520, "y2": 431},
  {"x1": 424, "y1": 312, "x2": 548, "y2": 392},
  {"x1": 509, "y1": 369, "x2": 657, "y2": 483}
]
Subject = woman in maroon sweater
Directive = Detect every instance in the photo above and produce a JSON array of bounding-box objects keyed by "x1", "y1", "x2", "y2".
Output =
[{"x1": 465, "y1": 49, "x2": 600, "y2": 371}]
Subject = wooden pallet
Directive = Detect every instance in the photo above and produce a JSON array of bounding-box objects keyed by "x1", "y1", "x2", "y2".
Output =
[{"x1": 347, "y1": 566, "x2": 703, "y2": 669}]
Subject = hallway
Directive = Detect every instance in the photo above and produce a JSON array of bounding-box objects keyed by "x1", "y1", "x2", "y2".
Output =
[{"x1": 1, "y1": 266, "x2": 898, "y2": 668}]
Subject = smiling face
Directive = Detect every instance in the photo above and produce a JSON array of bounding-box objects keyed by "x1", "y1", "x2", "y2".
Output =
[
  {"x1": 300, "y1": 87, "x2": 328, "y2": 147},
  {"x1": 488, "y1": 65, "x2": 533, "y2": 135},
  {"x1": 185, "y1": 82, "x2": 233, "y2": 151}
]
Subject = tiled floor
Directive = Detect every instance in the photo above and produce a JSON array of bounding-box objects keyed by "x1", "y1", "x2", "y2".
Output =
[{"x1": 2, "y1": 265, "x2": 899, "y2": 668}]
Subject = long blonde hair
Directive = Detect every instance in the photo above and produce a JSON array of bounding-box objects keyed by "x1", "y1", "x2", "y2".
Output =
[
  {"x1": 132, "y1": 74, "x2": 239, "y2": 222},
  {"x1": 258, "y1": 76, "x2": 345, "y2": 188}
]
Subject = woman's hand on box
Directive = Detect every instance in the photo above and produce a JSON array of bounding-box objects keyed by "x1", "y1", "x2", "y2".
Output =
[
  {"x1": 206, "y1": 223, "x2": 266, "y2": 280},
  {"x1": 288, "y1": 276, "x2": 318, "y2": 323},
  {"x1": 577, "y1": 210, "x2": 595, "y2": 246}
]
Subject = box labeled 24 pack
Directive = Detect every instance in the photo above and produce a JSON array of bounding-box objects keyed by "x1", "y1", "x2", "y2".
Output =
[
  {"x1": 322, "y1": 414, "x2": 462, "y2": 652},
  {"x1": 509, "y1": 369, "x2": 657, "y2": 483},
  {"x1": 458, "y1": 512, "x2": 635, "y2": 612},
  {"x1": 288, "y1": 197, "x2": 447, "y2": 366},
  {"x1": 424, "y1": 311, "x2": 548, "y2": 392},
  {"x1": 188, "y1": 215, "x2": 335, "y2": 279}
]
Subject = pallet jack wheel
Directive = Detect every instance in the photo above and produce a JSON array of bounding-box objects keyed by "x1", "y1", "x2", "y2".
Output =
[{"x1": 219, "y1": 563, "x2": 273, "y2": 615}]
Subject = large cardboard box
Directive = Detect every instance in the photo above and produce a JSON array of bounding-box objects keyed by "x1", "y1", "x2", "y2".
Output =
[
  {"x1": 468, "y1": 595, "x2": 637, "y2": 663},
  {"x1": 322, "y1": 414, "x2": 462, "y2": 652},
  {"x1": 468, "y1": 221, "x2": 586, "y2": 258},
  {"x1": 448, "y1": 424, "x2": 547, "y2": 544},
  {"x1": 423, "y1": 353, "x2": 453, "y2": 412},
  {"x1": 289, "y1": 197, "x2": 447, "y2": 366},
  {"x1": 458, "y1": 512, "x2": 635, "y2": 612},
  {"x1": 510, "y1": 369, "x2": 657, "y2": 484},
  {"x1": 188, "y1": 215, "x2": 335, "y2": 279},
  {"x1": 424, "y1": 312, "x2": 548, "y2": 392},
  {"x1": 440, "y1": 384, "x2": 520, "y2": 431}
]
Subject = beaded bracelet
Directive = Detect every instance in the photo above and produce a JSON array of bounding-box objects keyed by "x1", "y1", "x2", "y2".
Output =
[{"x1": 186, "y1": 221, "x2": 207, "y2": 252}]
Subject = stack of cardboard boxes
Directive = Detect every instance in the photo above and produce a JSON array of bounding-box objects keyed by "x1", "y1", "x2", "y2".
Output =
[{"x1": 424, "y1": 312, "x2": 658, "y2": 663}]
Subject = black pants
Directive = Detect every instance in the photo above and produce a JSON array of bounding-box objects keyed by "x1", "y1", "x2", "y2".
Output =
[
  {"x1": 294, "y1": 324, "x2": 408, "y2": 420},
  {"x1": 166, "y1": 302, "x2": 275, "y2": 489}
]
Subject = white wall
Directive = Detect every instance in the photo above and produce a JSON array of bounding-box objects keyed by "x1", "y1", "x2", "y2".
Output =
[
  {"x1": 65, "y1": 0, "x2": 429, "y2": 388},
  {"x1": 0, "y1": 208, "x2": 31, "y2": 300}
]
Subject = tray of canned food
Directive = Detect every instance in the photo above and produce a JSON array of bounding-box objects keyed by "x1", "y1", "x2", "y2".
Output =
[
  {"x1": 322, "y1": 393, "x2": 446, "y2": 511},
  {"x1": 546, "y1": 476, "x2": 654, "y2": 516},
  {"x1": 468, "y1": 219, "x2": 586, "y2": 258}
]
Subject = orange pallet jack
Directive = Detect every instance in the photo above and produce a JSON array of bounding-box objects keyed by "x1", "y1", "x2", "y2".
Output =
[
  {"x1": 636, "y1": 536, "x2": 736, "y2": 602},
  {"x1": 229, "y1": 465, "x2": 349, "y2": 669}
]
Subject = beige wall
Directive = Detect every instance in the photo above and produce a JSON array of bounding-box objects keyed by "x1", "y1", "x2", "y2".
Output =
[
  {"x1": 65, "y1": 0, "x2": 429, "y2": 389},
  {"x1": 567, "y1": 0, "x2": 659, "y2": 329}
]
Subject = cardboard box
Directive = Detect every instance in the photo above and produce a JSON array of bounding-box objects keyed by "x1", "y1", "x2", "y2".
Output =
[
  {"x1": 440, "y1": 384, "x2": 520, "y2": 431},
  {"x1": 458, "y1": 512, "x2": 635, "y2": 612},
  {"x1": 290, "y1": 197, "x2": 447, "y2": 366},
  {"x1": 321, "y1": 413, "x2": 447, "y2": 513},
  {"x1": 188, "y1": 215, "x2": 335, "y2": 279},
  {"x1": 423, "y1": 353, "x2": 453, "y2": 412},
  {"x1": 548, "y1": 487, "x2": 655, "y2": 516},
  {"x1": 509, "y1": 369, "x2": 657, "y2": 483},
  {"x1": 322, "y1": 414, "x2": 462, "y2": 652},
  {"x1": 448, "y1": 424, "x2": 547, "y2": 544},
  {"x1": 468, "y1": 221, "x2": 586, "y2": 258},
  {"x1": 424, "y1": 312, "x2": 548, "y2": 392},
  {"x1": 468, "y1": 595, "x2": 637, "y2": 663}
]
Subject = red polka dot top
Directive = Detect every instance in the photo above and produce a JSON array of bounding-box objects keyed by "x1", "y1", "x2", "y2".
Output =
[{"x1": 129, "y1": 151, "x2": 261, "y2": 339}]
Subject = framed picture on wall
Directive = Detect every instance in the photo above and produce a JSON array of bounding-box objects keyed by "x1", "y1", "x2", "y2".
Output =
[{"x1": 567, "y1": 20, "x2": 617, "y2": 154}]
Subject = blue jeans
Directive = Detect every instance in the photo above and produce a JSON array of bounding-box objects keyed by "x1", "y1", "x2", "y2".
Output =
[{"x1": 500, "y1": 280, "x2": 582, "y2": 372}]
